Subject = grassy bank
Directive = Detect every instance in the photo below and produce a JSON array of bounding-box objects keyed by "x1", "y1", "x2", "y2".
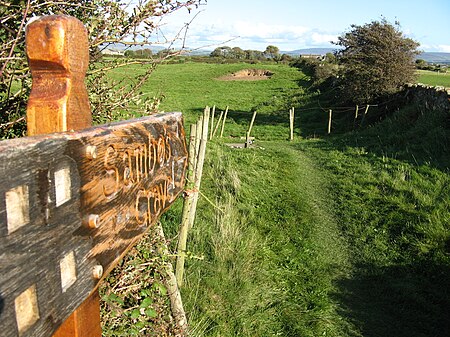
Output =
[{"x1": 102, "y1": 61, "x2": 450, "y2": 336}]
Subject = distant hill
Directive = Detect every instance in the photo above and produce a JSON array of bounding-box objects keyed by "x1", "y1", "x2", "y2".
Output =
[
  {"x1": 282, "y1": 48, "x2": 337, "y2": 56},
  {"x1": 284, "y1": 48, "x2": 450, "y2": 64},
  {"x1": 417, "y1": 52, "x2": 450, "y2": 64}
]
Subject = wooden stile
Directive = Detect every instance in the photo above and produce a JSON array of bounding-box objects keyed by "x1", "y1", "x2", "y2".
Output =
[{"x1": 0, "y1": 15, "x2": 188, "y2": 337}]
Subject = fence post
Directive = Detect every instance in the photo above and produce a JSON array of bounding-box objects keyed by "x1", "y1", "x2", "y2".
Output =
[
  {"x1": 289, "y1": 107, "x2": 295, "y2": 141},
  {"x1": 209, "y1": 105, "x2": 216, "y2": 140},
  {"x1": 220, "y1": 106, "x2": 229, "y2": 138},
  {"x1": 212, "y1": 110, "x2": 224, "y2": 138},
  {"x1": 245, "y1": 111, "x2": 257, "y2": 148},
  {"x1": 360, "y1": 104, "x2": 370, "y2": 126},
  {"x1": 328, "y1": 109, "x2": 333, "y2": 134},
  {"x1": 26, "y1": 16, "x2": 101, "y2": 337},
  {"x1": 176, "y1": 124, "x2": 197, "y2": 287},
  {"x1": 188, "y1": 107, "x2": 210, "y2": 230}
]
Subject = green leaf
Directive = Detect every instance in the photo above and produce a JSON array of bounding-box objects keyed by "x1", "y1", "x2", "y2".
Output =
[
  {"x1": 153, "y1": 282, "x2": 167, "y2": 296},
  {"x1": 130, "y1": 309, "x2": 140, "y2": 319},
  {"x1": 145, "y1": 307, "x2": 157, "y2": 318},
  {"x1": 140, "y1": 297, "x2": 153, "y2": 308},
  {"x1": 108, "y1": 293, "x2": 124, "y2": 305},
  {"x1": 135, "y1": 321, "x2": 145, "y2": 329},
  {"x1": 140, "y1": 289, "x2": 151, "y2": 297}
]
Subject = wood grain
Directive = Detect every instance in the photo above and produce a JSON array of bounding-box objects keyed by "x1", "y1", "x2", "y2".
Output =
[
  {"x1": 25, "y1": 15, "x2": 96, "y2": 337},
  {"x1": 26, "y1": 15, "x2": 91, "y2": 135},
  {"x1": 0, "y1": 113, "x2": 187, "y2": 337}
]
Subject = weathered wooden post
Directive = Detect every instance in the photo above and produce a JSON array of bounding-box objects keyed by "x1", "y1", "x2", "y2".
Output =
[
  {"x1": 245, "y1": 111, "x2": 257, "y2": 148},
  {"x1": 212, "y1": 110, "x2": 224, "y2": 138},
  {"x1": 289, "y1": 107, "x2": 295, "y2": 141},
  {"x1": 0, "y1": 15, "x2": 188, "y2": 337},
  {"x1": 26, "y1": 15, "x2": 99, "y2": 337},
  {"x1": 220, "y1": 106, "x2": 228, "y2": 138},
  {"x1": 328, "y1": 109, "x2": 333, "y2": 134}
]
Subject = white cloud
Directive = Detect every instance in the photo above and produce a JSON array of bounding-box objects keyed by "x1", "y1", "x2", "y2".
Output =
[
  {"x1": 438, "y1": 45, "x2": 450, "y2": 53},
  {"x1": 420, "y1": 44, "x2": 450, "y2": 52},
  {"x1": 157, "y1": 15, "x2": 339, "y2": 51},
  {"x1": 311, "y1": 32, "x2": 338, "y2": 45},
  {"x1": 233, "y1": 21, "x2": 310, "y2": 39}
]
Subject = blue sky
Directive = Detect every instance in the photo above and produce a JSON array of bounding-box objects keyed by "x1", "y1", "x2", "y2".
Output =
[{"x1": 158, "y1": 0, "x2": 450, "y2": 52}]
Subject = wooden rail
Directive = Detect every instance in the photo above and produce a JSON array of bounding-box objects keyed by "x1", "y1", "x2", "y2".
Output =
[{"x1": 0, "y1": 15, "x2": 188, "y2": 337}]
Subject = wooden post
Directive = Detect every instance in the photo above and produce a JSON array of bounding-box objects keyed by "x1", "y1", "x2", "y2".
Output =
[
  {"x1": 212, "y1": 110, "x2": 224, "y2": 138},
  {"x1": 328, "y1": 109, "x2": 333, "y2": 134},
  {"x1": 209, "y1": 105, "x2": 215, "y2": 140},
  {"x1": 360, "y1": 104, "x2": 370, "y2": 126},
  {"x1": 245, "y1": 111, "x2": 257, "y2": 148},
  {"x1": 289, "y1": 107, "x2": 295, "y2": 141},
  {"x1": 26, "y1": 16, "x2": 101, "y2": 337},
  {"x1": 176, "y1": 124, "x2": 197, "y2": 287},
  {"x1": 193, "y1": 116, "x2": 203, "y2": 174},
  {"x1": 364, "y1": 104, "x2": 370, "y2": 116},
  {"x1": 188, "y1": 107, "x2": 210, "y2": 230},
  {"x1": 2, "y1": 14, "x2": 188, "y2": 337},
  {"x1": 26, "y1": 15, "x2": 92, "y2": 135},
  {"x1": 220, "y1": 106, "x2": 229, "y2": 138},
  {"x1": 156, "y1": 223, "x2": 187, "y2": 334}
]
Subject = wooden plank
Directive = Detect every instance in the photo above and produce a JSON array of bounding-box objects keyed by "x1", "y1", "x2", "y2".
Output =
[{"x1": 0, "y1": 113, "x2": 188, "y2": 337}]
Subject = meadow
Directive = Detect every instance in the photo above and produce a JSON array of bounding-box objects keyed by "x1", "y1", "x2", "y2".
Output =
[
  {"x1": 102, "y1": 61, "x2": 450, "y2": 337},
  {"x1": 417, "y1": 69, "x2": 450, "y2": 87}
]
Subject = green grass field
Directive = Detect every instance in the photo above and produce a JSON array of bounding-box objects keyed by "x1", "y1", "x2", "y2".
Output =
[
  {"x1": 102, "y1": 61, "x2": 450, "y2": 337},
  {"x1": 417, "y1": 69, "x2": 450, "y2": 87}
]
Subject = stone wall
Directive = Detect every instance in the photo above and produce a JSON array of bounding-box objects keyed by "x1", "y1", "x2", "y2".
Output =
[{"x1": 403, "y1": 84, "x2": 450, "y2": 112}]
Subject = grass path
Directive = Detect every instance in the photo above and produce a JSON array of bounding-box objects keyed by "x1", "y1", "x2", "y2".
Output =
[
  {"x1": 173, "y1": 137, "x2": 449, "y2": 337},
  {"x1": 171, "y1": 141, "x2": 360, "y2": 336},
  {"x1": 259, "y1": 142, "x2": 356, "y2": 336}
]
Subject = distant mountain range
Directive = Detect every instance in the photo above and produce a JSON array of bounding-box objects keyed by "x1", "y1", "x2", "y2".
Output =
[
  {"x1": 416, "y1": 52, "x2": 450, "y2": 64},
  {"x1": 283, "y1": 48, "x2": 450, "y2": 64},
  {"x1": 281, "y1": 48, "x2": 338, "y2": 56}
]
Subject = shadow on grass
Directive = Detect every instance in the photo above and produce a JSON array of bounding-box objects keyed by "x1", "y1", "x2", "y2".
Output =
[
  {"x1": 298, "y1": 103, "x2": 450, "y2": 171},
  {"x1": 333, "y1": 262, "x2": 450, "y2": 337}
]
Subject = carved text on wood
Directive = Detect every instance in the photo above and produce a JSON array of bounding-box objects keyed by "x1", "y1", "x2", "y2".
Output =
[{"x1": 0, "y1": 112, "x2": 187, "y2": 337}]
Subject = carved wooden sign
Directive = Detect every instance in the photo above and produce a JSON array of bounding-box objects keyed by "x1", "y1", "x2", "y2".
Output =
[{"x1": 0, "y1": 113, "x2": 187, "y2": 337}]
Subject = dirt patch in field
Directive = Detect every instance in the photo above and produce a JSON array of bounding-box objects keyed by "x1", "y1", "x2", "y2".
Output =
[{"x1": 218, "y1": 68, "x2": 274, "y2": 81}]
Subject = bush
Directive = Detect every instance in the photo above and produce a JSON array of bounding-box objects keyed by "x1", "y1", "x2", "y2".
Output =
[{"x1": 0, "y1": 0, "x2": 204, "y2": 138}]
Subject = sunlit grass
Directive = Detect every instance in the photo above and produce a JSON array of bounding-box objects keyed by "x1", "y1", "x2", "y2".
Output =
[
  {"x1": 417, "y1": 69, "x2": 450, "y2": 87},
  {"x1": 102, "y1": 61, "x2": 450, "y2": 337}
]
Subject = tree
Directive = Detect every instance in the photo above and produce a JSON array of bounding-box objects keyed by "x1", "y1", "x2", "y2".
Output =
[
  {"x1": 264, "y1": 45, "x2": 280, "y2": 60},
  {"x1": 335, "y1": 19, "x2": 420, "y2": 104},
  {"x1": 231, "y1": 47, "x2": 245, "y2": 59},
  {"x1": 0, "y1": 0, "x2": 204, "y2": 138},
  {"x1": 210, "y1": 46, "x2": 233, "y2": 58}
]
